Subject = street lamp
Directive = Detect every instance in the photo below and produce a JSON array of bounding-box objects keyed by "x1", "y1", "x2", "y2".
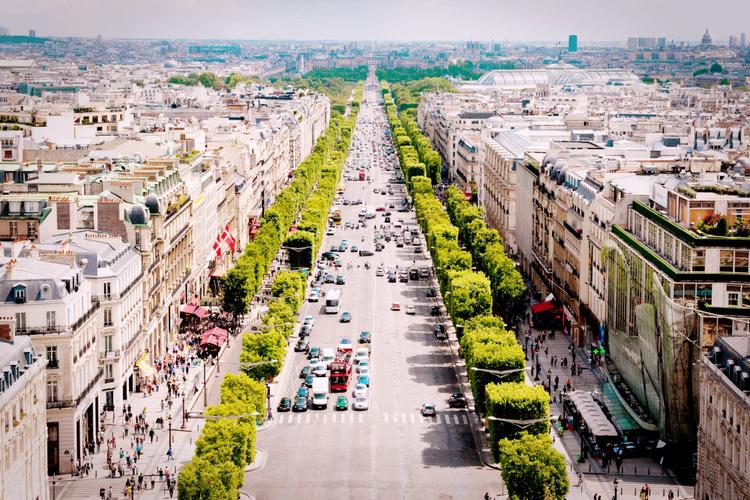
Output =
[{"x1": 168, "y1": 413, "x2": 173, "y2": 449}]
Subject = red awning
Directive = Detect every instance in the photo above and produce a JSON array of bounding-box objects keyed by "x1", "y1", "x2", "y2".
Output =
[
  {"x1": 202, "y1": 327, "x2": 228, "y2": 343},
  {"x1": 180, "y1": 305, "x2": 208, "y2": 319},
  {"x1": 532, "y1": 301, "x2": 556, "y2": 314},
  {"x1": 464, "y1": 191, "x2": 473, "y2": 201},
  {"x1": 200, "y1": 336, "x2": 221, "y2": 348}
]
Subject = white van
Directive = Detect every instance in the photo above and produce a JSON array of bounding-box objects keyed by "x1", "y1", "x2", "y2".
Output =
[
  {"x1": 312, "y1": 377, "x2": 329, "y2": 409},
  {"x1": 322, "y1": 348, "x2": 336, "y2": 368}
]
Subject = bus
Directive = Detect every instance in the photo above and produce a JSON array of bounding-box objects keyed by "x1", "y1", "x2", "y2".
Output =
[
  {"x1": 329, "y1": 353, "x2": 352, "y2": 392},
  {"x1": 325, "y1": 289, "x2": 342, "y2": 314}
]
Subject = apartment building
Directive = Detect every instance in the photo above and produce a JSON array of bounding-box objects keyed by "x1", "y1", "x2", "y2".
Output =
[
  {"x1": 0, "y1": 251, "x2": 101, "y2": 475},
  {"x1": 0, "y1": 320, "x2": 48, "y2": 500},
  {"x1": 697, "y1": 336, "x2": 750, "y2": 500}
]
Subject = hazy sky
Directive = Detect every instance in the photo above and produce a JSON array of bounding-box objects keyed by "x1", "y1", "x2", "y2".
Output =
[{"x1": 3, "y1": 0, "x2": 749, "y2": 42}]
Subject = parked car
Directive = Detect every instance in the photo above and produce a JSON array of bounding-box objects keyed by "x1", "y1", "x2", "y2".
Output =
[
  {"x1": 448, "y1": 392, "x2": 468, "y2": 408},
  {"x1": 434, "y1": 324, "x2": 448, "y2": 340},
  {"x1": 431, "y1": 305, "x2": 441, "y2": 316},
  {"x1": 294, "y1": 337, "x2": 310, "y2": 352},
  {"x1": 425, "y1": 287, "x2": 436, "y2": 298}
]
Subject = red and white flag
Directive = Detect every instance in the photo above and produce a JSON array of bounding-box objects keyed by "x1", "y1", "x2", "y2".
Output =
[
  {"x1": 222, "y1": 224, "x2": 236, "y2": 252},
  {"x1": 212, "y1": 234, "x2": 223, "y2": 257}
]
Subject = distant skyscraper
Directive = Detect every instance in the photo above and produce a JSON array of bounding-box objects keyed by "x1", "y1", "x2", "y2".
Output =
[
  {"x1": 28, "y1": 29, "x2": 36, "y2": 38},
  {"x1": 568, "y1": 34, "x2": 578, "y2": 53},
  {"x1": 729, "y1": 35, "x2": 738, "y2": 47},
  {"x1": 657, "y1": 37, "x2": 667, "y2": 49},
  {"x1": 741, "y1": 33, "x2": 747, "y2": 47},
  {"x1": 0, "y1": 27, "x2": 9, "y2": 37},
  {"x1": 627, "y1": 37, "x2": 638, "y2": 49}
]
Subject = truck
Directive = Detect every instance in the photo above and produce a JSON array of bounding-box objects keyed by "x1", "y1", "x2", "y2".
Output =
[{"x1": 311, "y1": 377, "x2": 329, "y2": 409}]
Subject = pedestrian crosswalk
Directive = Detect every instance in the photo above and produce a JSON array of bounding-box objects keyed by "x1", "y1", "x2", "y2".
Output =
[{"x1": 274, "y1": 411, "x2": 471, "y2": 426}]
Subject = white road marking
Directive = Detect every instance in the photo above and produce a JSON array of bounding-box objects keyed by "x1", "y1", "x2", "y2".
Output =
[
  {"x1": 305, "y1": 414, "x2": 311, "y2": 424},
  {"x1": 349, "y1": 413, "x2": 354, "y2": 423},
  {"x1": 410, "y1": 413, "x2": 415, "y2": 423},
  {"x1": 323, "y1": 414, "x2": 328, "y2": 423},
  {"x1": 296, "y1": 414, "x2": 302, "y2": 424},
  {"x1": 384, "y1": 413, "x2": 389, "y2": 423},
  {"x1": 277, "y1": 415, "x2": 284, "y2": 424},
  {"x1": 419, "y1": 414, "x2": 425, "y2": 424},
  {"x1": 461, "y1": 414, "x2": 468, "y2": 425},
  {"x1": 358, "y1": 413, "x2": 363, "y2": 423}
]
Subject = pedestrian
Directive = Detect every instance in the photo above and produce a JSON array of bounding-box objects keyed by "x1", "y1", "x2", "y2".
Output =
[
  {"x1": 100, "y1": 487, "x2": 106, "y2": 499},
  {"x1": 151, "y1": 478, "x2": 156, "y2": 491},
  {"x1": 107, "y1": 486, "x2": 113, "y2": 500},
  {"x1": 667, "y1": 490, "x2": 674, "y2": 500},
  {"x1": 167, "y1": 447, "x2": 174, "y2": 460},
  {"x1": 168, "y1": 481, "x2": 175, "y2": 498}
]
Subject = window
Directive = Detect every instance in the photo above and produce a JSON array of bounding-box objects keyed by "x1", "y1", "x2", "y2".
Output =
[
  {"x1": 46, "y1": 381, "x2": 58, "y2": 403},
  {"x1": 105, "y1": 364, "x2": 114, "y2": 380},
  {"x1": 728, "y1": 292, "x2": 740, "y2": 307},
  {"x1": 3, "y1": 150, "x2": 11, "y2": 160},
  {"x1": 27, "y1": 221, "x2": 37, "y2": 239},
  {"x1": 735, "y1": 251, "x2": 749, "y2": 274},
  {"x1": 9, "y1": 220, "x2": 18, "y2": 236},
  {"x1": 103, "y1": 308, "x2": 113, "y2": 327},
  {"x1": 46, "y1": 346, "x2": 58, "y2": 368},
  {"x1": 104, "y1": 335, "x2": 113, "y2": 352},
  {"x1": 720, "y1": 250, "x2": 734, "y2": 273},
  {"x1": 103, "y1": 282, "x2": 112, "y2": 299},
  {"x1": 13, "y1": 286, "x2": 26, "y2": 303},
  {"x1": 15, "y1": 312, "x2": 26, "y2": 331},
  {"x1": 46, "y1": 311, "x2": 56, "y2": 330},
  {"x1": 692, "y1": 250, "x2": 705, "y2": 272}
]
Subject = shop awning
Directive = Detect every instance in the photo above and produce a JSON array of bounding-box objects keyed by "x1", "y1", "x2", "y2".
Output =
[
  {"x1": 180, "y1": 304, "x2": 208, "y2": 319},
  {"x1": 202, "y1": 327, "x2": 228, "y2": 343},
  {"x1": 566, "y1": 391, "x2": 618, "y2": 438},
  {"x1": 200, "y1": 336, "x2": 222, "y2": 348},
  {"x1": 532, "y1": 301, "x2": 556, "y2": 314},
  {"x1": 135, "y1": 352, "x2": 156, "y2": 377}
]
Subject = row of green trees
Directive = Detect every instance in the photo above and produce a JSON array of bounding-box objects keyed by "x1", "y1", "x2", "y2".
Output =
[
  {"x1": 177, "y1": 373, "x2": 266, "y2": 499},
  {"x1": 383, "y1": 82, "x2": 568, "y2": 500},
  {"x1": 375, "y1": 61, "x2": 515, "y2": 83},
  {"x1": 444, "y1": 186, "x2": 526, "y2": 322},
  {"x1": 168, "y1": 72, "x2": 265, "y2": 90}
]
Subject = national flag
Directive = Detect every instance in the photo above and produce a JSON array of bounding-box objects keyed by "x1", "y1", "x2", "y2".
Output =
[{"x1": 212, "y1": 234, "x2": 223, "y2": 257}]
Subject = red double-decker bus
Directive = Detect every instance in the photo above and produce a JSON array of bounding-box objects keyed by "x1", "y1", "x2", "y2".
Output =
[{"x1": 329, "y1": 354, "x2": 352, "y2": 392}]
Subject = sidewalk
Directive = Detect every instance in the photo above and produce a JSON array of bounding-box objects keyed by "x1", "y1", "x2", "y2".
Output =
[
  {"x1": 53, "y1": 342, "x2": 213, "y2": 499},
  {"x1": 521, "y1": 307, "x2": 695, "y2": 499}
]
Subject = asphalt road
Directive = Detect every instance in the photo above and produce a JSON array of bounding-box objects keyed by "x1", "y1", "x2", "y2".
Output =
[{"x1": 243, "y1": 83, "x2": 500, "y2": 500}]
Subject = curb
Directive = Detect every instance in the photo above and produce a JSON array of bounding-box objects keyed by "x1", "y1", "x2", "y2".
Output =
[{"x1": 246, "y1": 448, "x2": 268, "y2": 473}]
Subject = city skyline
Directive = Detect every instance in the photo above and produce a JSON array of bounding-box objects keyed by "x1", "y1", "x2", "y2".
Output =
[{"x1": 2, "y1": 0, "x2": 750, "y2": 42}]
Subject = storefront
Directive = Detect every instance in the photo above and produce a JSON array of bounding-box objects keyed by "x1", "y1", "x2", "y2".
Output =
[{"x1": 134, "y1": 351, "x2": 156, "y2": 393}]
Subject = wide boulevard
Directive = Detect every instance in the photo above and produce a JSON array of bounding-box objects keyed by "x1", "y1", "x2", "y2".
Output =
[{"x1": 243, "y1": 80, "x2": 499, "y2": 500}]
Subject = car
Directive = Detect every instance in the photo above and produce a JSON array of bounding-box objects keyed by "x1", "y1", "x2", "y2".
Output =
[
  {"x1": 375, "y1": 266, "x2": 385, "y2": 277},
  {"x1": 338, "y1": 338, "x2": 352, "y2": 349},
  {"x1": 340, "y1": 311, "x2": 352, "y2": 323},
  {"x1": 297, "y1": 387, "x2": 309, "y2": 399},
  {"x1": 352, "y1": 384, "x2": 368, "y2": 399},
  {"x1": 384, "y1": 217, "x2": 391, "y2": 223},
  {"x1": 277, "y1": 397, "x2": 292, "y2": 412},
  {"x1": 448, "y1": 392, "x2": 468, "y2": 408},
  {"x1": 308, "y1": 290, "x2": 319, "y2": 302},
  {"x1": 357, "y1": 362, "x2": 370, "y2": 374},
  {"x1": 304, "y1": 374, "x2": 315, "y2": 388},
  {"x1": 359, "y1": 248, "x2": 375, "y2": 256},
  {"x1": 299, "y1": 366, "x2": 312, "y2": 378},
  {"x1": 391, "y1": 302, "x2": 401, "y2": 311},
  {"x1": 358, "y1": 374, "x2": 371, "y2": 387},
  {"x1": 338, "y1": 244, "x2": 347, "y2": 252},
  {"x1": 299, "y1": 324, "x2": 312, "y2": 337},
  {"x1": 399, "y1": 273, "x2": 409, "y2": 283},
  {"x1": 326, "y1": 227, "x2": 335, "y2": 236},
  {"x1": 421, "y1": 403, "x2": 437, "y2": 416},
  {"x1": 354, "y1": 348, "x2": 369, "y2": 364},
  {"x1": 425, "y1": 287, "x2": 436, "y2": 297},
  {"x1": 388, "y1": 273, "x2": 397, "y2": 283},
  {"x1": 293, "y1": 396, "x2": 309, "y2": 412},
  {"x1": 376, "y1": 206, "x2": 385, "y2": 212},
  {"x1": 322, "y1": 251, "x2": 337, "y2": 261},
  {"x1": 330, "y1": 244, "x2": 339, "y2": 253},
  {"x1": 313, "y1": 362, "x2": 328, "y2": 377},
  {"x1": 359, "y1": 331, "x2": 371, "y2": 343},
  {"x1": 405, "y1": 305, "x2": 416, "y2": 315},
  {"x1": 353, "y1": 396, "x2": 369, "y2": 411},
  {"x1": 294, "y1": 337, "x2": 310, "y2": 352},
  {"x1": 419, "y1": 268, "x2": 430, "y2": 279},
  {"x1": 431, "y1": 305, "x2": 441, "y2": 316},
  {"x1": 396, "y1": 239, "x2": 404, "y2": 247},
  {"x1": 434, "y1": 324, "x2": 448, "y2": 340},
  {"x1": 325, "y1": 273, "x2": 335, "y2": 283},
  {"x1": 336, "y1": 275, "x2": 346, "y2": 285},
  {"x1": 334, "y1": 258, "x2": 343, "y2": 267},
  {"x1": 308, "y1": 347, "x2": 321, "y2": 360},
  {"x1": 351, "y1": 245, "x2": 358, "y2": 253},
  {"x1": 335, "y1": 395, "x2": 349, "y2": 411},
  {"x1": 341, "y1": 239, "x2": 349, "y2": 247},
  {"x1": 414, "y1": 246, "x2": 422, "y2": 253},
  {"x1": 303, "y1": 315, "x2": 315, "y2": 326}
]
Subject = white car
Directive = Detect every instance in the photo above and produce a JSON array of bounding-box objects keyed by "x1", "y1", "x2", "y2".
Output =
[
  {"x1": 421, "y1": 403, "x2": 437, "y2": 416},
  {"x1": 313, "y1": 362, "x2": 327, "y2": 377},
  {"x1": 354, "y1": 348, "x2": 369, "y2": 364},
  {"x1": 353, "y1": 396, "x2": 370, "y2": 411},
  {"x1": 352, "y1": 384, "x2": 368, "y2": 399},
  {"x1": 303, "y1": 315, "x2": 315, "y2": 327},
  {"x1": 376, "y1": 266, "x2": 385, "y2": 277},
  {"x1": 357, "y1": 360, "x2": 370, "y2": 373},
  {"x1": 405, "y1": 305, "x2": 416, "y2": 315},
  {"x1": 326, "y1": 227, "x2": 335, "y2": 236},
  {"x1": 308, "y1": 290, "x2": 319, "y2": 302}
]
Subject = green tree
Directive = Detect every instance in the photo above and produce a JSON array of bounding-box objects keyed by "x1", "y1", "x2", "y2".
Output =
[
  {"x1": 483, "y1": 243, "x2": 526, "y2": 322},
  {"x1": 221, "y1": 268, "x2": 251, "y2": 335},
  {"x1": 486, "y1": 382, "x2": 550, "y2": 461},
  {"x1": 195, "y1": 418, "x2": 254, "y2": 468},
  {"x1": 219, "y1": 373, "x2": 267, "y2": 420},
  {"x1": 448, "y1": 270, "x2": 492, "y2": 324},
  {"x1": 178, "y1": 457, "x2": 238, "y2": 500},
  {"x1": 240, "y1": 330, "x2": 286, "y2": 380},
  {"x1": 498, "y1": 433, "x2": 569, "y2": 500},
  {"x1": 710, "y1": 62, "x2": 724, "y2": 74},
  {"x1": 284, "y1": 231, "x2": 315, "y2": 270}
]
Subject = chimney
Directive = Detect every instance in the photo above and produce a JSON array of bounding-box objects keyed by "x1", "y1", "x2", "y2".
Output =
[
  {"x1": 37, "y1": 158, "x2": 43, "y2": 174},
  {"x1": 0, "y1": 316, "x2": 15, "y2": 344},
  {"x1": 5, "y1": 258, "x2": 16, "y2": 281}
]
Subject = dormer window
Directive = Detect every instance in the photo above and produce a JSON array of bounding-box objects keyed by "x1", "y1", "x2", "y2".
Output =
[
  {"x1": 13, "y1": 284, "x2": 27, "y2": 304},
  {"x1": 40, "y1": 284, "x2": 51, "y2": 300}
]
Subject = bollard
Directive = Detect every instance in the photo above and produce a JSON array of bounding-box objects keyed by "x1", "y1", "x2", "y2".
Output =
[
  {"x1": 589, "y1": 464, "x2": 592, "y2": 473},
  {"x1": 634, "y1": 466, "x2": 637, "y2": 475},
  {"x1": 663, "y1": 489, "x2": 665, "y2": 496},
  {"x1": 648, "y1": 467, "x2": 651, "y2": 475}
]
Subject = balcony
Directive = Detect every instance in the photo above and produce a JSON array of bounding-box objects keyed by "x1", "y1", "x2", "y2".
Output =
[
  {"x1": 46, "y1": 359, "x2": 59, "y2": 369},
  {"x1": 99, "y1": 350, "x2": 121, "y2": 361},
  {"x1": 46, "y1": 400, "x2": 75, "y2": 410}
]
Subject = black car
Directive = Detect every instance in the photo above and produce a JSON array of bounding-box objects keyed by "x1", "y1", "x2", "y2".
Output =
[
  {"x1": 430, "y1": 305, "x2": 441, "y2": 316},
  {"x1": 419, "y1": 268, "x2": 430, "y2": 279},
  {"x1": 295, "y1": 337, "x2": 310, "y2": 352},
  {"x1": 388, "y1": 273, "x2": 397, "y2": 283},
  {"x1": 293, "y1": 396, "x2": 309, "y2": 412},
  {"x1": 277, "y1": 397, "x2": 292, "y2": 412},
  {"x1": 299, "y1": 366, "x2": 312, "y2": 378},
  {"x1": 359, "y1": 331, "x2": 371, "y2": 343},
  {"x1": 434, "y1": 324, "x2": 448, "y2": 340},
  {"x1": 425, "y1": 287, "x2": 436, "y2": 298},
  {"x1": 299, "y1": 324, "x2": 312, "y2": 337},
  {"x1": 448, "y1": 393, "x2": 468, "y2": 408}
]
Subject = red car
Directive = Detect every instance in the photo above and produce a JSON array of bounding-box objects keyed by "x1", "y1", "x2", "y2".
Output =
[{"x1": 390, "y1": 302, "x2": 401, "y2": 311}]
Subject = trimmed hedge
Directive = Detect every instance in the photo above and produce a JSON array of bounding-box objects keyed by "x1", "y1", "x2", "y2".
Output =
[
  {"x1": 486, "y1": 382, "x2": 550, "y2": 461},
  {"x1": 499, "y1": 433, "x2": 569, "y2": 500}
]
